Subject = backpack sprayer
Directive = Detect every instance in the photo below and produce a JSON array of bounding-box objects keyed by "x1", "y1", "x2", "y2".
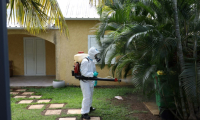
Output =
[{"x1": 71, "y1": 51, "x2": 121, "y2": 82}]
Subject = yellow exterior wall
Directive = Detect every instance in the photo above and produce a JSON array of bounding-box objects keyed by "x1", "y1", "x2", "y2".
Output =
[
  {"x1": 7, "y1": 20, "x2": 131, "y2": 86},
  {"x1": 45, "y1": 41, "x2": 56, "y2": 75},
  {"x1": 8, "y1": 34, "x2": 55, "y2": 76},
  {"x1": 8, "y1": 34, "x2": 27, "y2": 75},
  {"x1": 60, "y1": 20, "x2": 130, "y2": 86}
]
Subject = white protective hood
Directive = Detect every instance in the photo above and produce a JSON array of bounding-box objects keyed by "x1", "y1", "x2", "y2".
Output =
[{"x1": 88, "y1": 47, "x2": 100, "y2": 60}]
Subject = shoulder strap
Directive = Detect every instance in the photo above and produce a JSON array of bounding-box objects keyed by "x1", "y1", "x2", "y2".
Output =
[{"x1": 85, "y1": 57, "x2": 89, "y2": 62}]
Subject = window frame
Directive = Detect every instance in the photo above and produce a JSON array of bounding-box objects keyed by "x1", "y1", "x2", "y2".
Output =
[{"x1": 88, "y1": 35, "x2": 115, "y2": 64}]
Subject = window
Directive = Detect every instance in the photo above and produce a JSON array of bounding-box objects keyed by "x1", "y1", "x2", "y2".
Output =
[{"x1": 88, "y1": 35, "x2": 115, "y2": 64}]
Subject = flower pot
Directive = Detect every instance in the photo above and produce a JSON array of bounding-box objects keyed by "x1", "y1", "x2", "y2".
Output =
[{"x1": 53, "y1": 80, "x2": 65, "y2": 88}]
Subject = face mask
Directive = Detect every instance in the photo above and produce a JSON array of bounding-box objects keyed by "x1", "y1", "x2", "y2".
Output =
[{"x1": 95, "y1": 54, "x2": 101, "y2": 62}]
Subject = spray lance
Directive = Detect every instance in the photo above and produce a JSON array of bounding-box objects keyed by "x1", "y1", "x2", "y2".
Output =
[{"x1": 72, "y1": 51, "x2": 121, "y2": 82}]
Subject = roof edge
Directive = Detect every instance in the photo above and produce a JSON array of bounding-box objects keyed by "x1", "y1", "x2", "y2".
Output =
[
  {"x1": 7, "y1": 27, "x2": 24, "y2": 30},
  {"x1": 65, "y1": 18, "x2": 99, "y2": 20},
  {"x1": 7, "y1": 27, "x2": 59, "y2": 30}
]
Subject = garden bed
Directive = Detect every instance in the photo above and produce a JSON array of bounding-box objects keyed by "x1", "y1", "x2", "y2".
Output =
[{"x1": 111, "y1": 93, "x2": 161, "y2": 120}]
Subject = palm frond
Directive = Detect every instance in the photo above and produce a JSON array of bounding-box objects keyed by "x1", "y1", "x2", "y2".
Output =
[
  {"x1": 7, "y1": 0, "x2": 69, "y2": 36},
  {"x1": 179, "y1": 62, "x2": 200, "y2": 103}
]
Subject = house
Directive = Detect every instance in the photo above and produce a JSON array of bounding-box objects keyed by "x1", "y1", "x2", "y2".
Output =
[{"x1": 7, "y1": 0, "x2": 130, "y2": 86}]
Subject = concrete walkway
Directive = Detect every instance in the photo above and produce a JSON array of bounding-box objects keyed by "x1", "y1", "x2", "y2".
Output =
[
  {"x1": 11, "y1": 88, "x2": 101, "y2": 120},
  {"x1": 10, "y1": 76, "x2": 55, "y2": 87}
]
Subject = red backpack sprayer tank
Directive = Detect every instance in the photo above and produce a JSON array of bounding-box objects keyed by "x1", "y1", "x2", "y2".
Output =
[{"x1": 72, "y1": 51, "x2": 121, "y2": 82}]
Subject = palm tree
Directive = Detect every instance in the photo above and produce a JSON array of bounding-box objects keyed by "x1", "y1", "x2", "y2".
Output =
[
  {"x1": 171, "y1": 0, "x2": 189, "y2": 119},
  {"x1": 95, "y1": 0, "x2": 200, "y2": 119},
  {"x1": 172, "y1": 0, "x2": 200, "y2": 119},
  {"x1": 95, "y1": 0, "x2": 177, "y2": 90},
  {"x1": 7, "y1": 0, "x2": 68, "y2": 36}
]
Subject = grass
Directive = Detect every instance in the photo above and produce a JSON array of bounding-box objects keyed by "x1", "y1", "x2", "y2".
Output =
[{"x1": 11, "y1": 86, "x2": 139, "y2": 120}]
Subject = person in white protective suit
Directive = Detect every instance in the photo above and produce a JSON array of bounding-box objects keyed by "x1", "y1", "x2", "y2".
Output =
[{"x1": 80, "y1": 47, "x2": 101, "y2": 119}]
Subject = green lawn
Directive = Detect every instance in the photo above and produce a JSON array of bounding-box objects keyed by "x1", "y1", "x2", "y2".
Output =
[{"x1": 11, "y1": 86, "x2": 138, "y2": 120}]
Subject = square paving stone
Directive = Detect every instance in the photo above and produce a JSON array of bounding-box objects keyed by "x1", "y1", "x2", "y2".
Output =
[
  {"x1": 14, "y1": 96, "x2": 26, "y2": 98},
  {"x1": 83, "y1": 117, "x2": 101, "y2": 120},
  {"x1": 59, "y1": 118, "x2": 76, "y2": 120},
  {"x1": 49, "y1": 104, "x2": 64, "y2": 108},
  {"x1": 90, "y1": 117, "x2": 101, "y2": 120},
  {"x1": 67, "y1": 109, "x2": 81, "y2": 114},
  {"x1": 37, "y1": 99, "x2": 51, "y2": 103},
  {"x1": 18, "y1": 100, "x2": 33, "y2": 104},
  {"x1": 29, "y1": 96, "x2": 42, "y2": 98},
  {"x1": 16, "y1": 89, "x2": 26, "y2": 92},
  {"x1": 10, "y1": 92, "x2": 19, "y2": 95},
  {"x1": 28, "y1": 104, "x2": 44, "y2": 109},
  {"x1": 22, "y1": 92, "x2": 34, "y2": 95},
  {"x1": 45, "y1": 110, "x2": 62, "y2": 115}
]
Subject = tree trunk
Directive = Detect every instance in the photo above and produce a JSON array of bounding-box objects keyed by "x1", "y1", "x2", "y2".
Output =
[
  {"x1": 172, "y1": 0, "x2": 196, "y2": 119},
  {"x1": 194, "y1": 1, "x2": 200, "y2": 118}
]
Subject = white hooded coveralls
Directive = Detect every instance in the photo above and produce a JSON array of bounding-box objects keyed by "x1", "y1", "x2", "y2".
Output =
[{"x1": 80, "y1": 47, "x2": 99, "y2": 114}]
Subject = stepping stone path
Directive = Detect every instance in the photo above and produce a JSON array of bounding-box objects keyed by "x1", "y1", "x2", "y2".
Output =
[
  {"x1": 10, "y1": 92, "x2": 19, "y2": 95},
  {"x1": 45, "y1": 110, "x2": 62, "y2": 115},
  {"x1": 86, "y1": 117, "x2": 101, "y2": 120},
  {"x1": 67, "y1": 109, "x2": 81, "y2": 114},
  {"x1": 28, "y1": 104, "x2": 44, "y2": 109},
  {"x1": 37, "y1": 99, "x2": 51, "y2": 103},
  {"x1": 14, "y1": 96, "x2": 26, "y2": 98},
  {"x1": 49, "y1": 104, "x2": 64, "y2": 108},
  {"x1": 29, "y1": 95, "x2": 42, "y2": 98},
  {"x1": 59, "y1": 118, "x2": 76, "y2": 120},
  {"x1": 15, "y1": 89, "x2": 26, "y2": 92},
  {"x1": 22, "y1": 92, "x2": 34, "y2": 95},
  {"x1": 11, "y1": 89, "x2": 101, "y2": 120},
  {"x1": 18, "y1": 100, "x2": 33, "y2": 104}
]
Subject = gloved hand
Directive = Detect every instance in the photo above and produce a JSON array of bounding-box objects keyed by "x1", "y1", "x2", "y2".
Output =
[
  {"x1": 93, "y1": 71, "x2": 98, "y2": 77},
  {"x1": 94, "y1": 80, "x2": 98, "y2": 87}
]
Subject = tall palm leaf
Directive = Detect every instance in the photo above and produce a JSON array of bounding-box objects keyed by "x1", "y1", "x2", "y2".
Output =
[
  {"x1": 95, "y1": 0, "x2": 200, "y2": 119},
  {"x1": 7, "y1": 0, "x2": 68, "y2": 36},
  {"x1": 96, "y1": 0, "x2": 178, "y2": 88},
  {"x1": 172, "y1": 0, "x2": 200, "y2": 119}
]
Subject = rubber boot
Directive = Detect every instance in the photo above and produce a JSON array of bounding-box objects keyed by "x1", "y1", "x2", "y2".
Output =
[
  {"x1": 90, "y1": 106, "x2": 95, "y2": 112},
  {"x1": 81, "y1": 113, "x2": 90, "y2": 120}
]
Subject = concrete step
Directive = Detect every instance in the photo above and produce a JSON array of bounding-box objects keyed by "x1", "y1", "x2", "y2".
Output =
[{"x1": 143, "y1": 102, "x2": 159, "y2": 116}]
